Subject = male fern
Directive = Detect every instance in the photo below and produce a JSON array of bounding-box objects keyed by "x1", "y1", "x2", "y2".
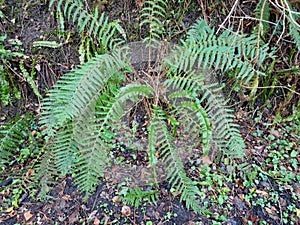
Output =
[{"x1": 37, "y1": 0, "x2": 262, "y2": 215}]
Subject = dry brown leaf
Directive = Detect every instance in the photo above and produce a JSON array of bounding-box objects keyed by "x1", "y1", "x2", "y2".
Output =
[
  {"x1": 24, "y1": 211, "x2": 33, "y2": 221},
  {"x1": 270, "y1": 130, "x2": 280, "y2": 138},
  {"x1": 255, "y1": 189, "x2": 269, "y2": 197},
  {"x1": 31, "y1": 130, "x2": 37, "y2": 136},
  {"x1": 294, "y1": 185, "x2": 300, "y2": 196},
  {"x1": 202, "y1": 155, "x2": 212, "y2": 165},
  {"x1": 61, "y1": 194, "x2": 71, "y2": 201},
  {"x1": 112, "y1": 195, "x2": 120, "y2": 203},
  {"x1": 265, "y1": 206, "x2": 277, "y2": 215},
  {"x1": 136, "y1": 0, "x2": 144, "y2": 8},
  {"x1": 237, "y1": 193, "x2": 245, "y2": 201},
  {"x1": 89, "y1": 210, "x2": 97, "y2": 220},
  {"x1": 26, "y1": 169, "x2": 35, "y2": 179},
  {"x1": 69, "y1": 211, "x2": 79, "y2": 223},
  {"x1": 94, "y1": 217, "x2": 101, "y2": 225}
]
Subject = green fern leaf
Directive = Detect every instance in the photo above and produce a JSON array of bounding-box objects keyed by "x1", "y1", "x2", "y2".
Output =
[
  {"x1": 40, "y1": 49, "x2": 128, "y2": 137},
  {"x1": 50, "y1": 0, "x2": 126, "y2": 56},
  {"x1": 34, "y1": 145, "x2": 58, "y2": 200},
  {"x1": 149, "y1": 106, "x2": 204, "y2": 214},
  {"x1": 120, "y1": 187, "x2": 158, "y2": 208},
  {"x1": 289, "y1": 23, "x2": 300, "y2": 50},
  {"x1": 140, "y1": 0, "x2": 167, "y2": 43},
  {"x1": 169, "y1": 19, "x2": 275, "y2": 85},
  {"x1": 0, "y1": 115, "x2": 32, "y2": 168}
]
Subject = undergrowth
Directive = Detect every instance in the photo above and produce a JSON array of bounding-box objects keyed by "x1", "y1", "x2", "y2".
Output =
[{"x1": 0, "y1": 0, "x2": 299, "y2": 220}]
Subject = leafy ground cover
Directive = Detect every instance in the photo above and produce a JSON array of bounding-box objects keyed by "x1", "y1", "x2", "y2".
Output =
[
  {"x1": 0, "y1": 0, "x2": 299, "y2": 224},
  {"x1": 0, "y1": 113, "x2": 298, "y2": 224}
]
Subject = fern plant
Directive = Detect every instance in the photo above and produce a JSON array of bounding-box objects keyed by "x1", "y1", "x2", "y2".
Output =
[
  {"x1": 49, "y1": 0, "x2": 126, "y2": 62},
  {"x1": 119, "y1": 186, "x2": 158, "y2": 208},
  {"x1": 33, "y1": 0, "x2": 281, "y2": 214},
  {"x1": 0, "y1": 114, "x2": 35, "y2": 169}
]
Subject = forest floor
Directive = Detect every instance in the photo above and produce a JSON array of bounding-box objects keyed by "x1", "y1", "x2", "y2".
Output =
[{"x1": 0, "y1": 0, "x2": 299, "y2": 225}]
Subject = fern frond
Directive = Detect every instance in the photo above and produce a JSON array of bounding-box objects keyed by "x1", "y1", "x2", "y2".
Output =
[
  {"x1": 40, "y1": 49, "x2": 128, "y2": 137},
  {"x1": 140, "y1": 0, "x2": 167, "y2": 43},
  {"x1": 120, "y1": 187, "x2": 158, "y2": 208},
  {"x1": 0, "y1": 69, "x2": 12, "y2": 106},
  {"x1": 72, "y1": 83, "x2": 154, "y2": 194},
  {"x1": 50, "y1": 0, "x2": 126, "y2": 54},
  {"x1": 51, "y1": 125, "x2": 77, "y2": 176},
  {"x1": 173, "y1": 99, "x2": 212, "y2": 155},
  {"x1": 200, "y1": 83, "x2": 245, "y2": 158},
  {"x1": 19, "y1": 61, "x2": 42, "y2": 99},
  {"x1": 34, "y1": 145, "x2": 57, "y2": 200},
  {"x1": 0, "y1": 115, "x2": 32, "y2": 168},
  {"x1": 289, "y1": 23, "x2": 300, "y2": 50},
  {"x1": 170, "y1": 19, "x2": 274, "y2": 85},
  {"x1": 164, "y1": 70, "x2": 245, "y2": 159},
  {"x1": 253, "y1": 0, "x2": 270, "y2": 41},
  {"x1": 149, "y1": 106, "x2": 203, "y2": 213}
]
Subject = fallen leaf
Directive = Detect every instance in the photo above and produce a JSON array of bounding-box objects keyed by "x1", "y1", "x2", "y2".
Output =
[
  {"x1": 61, "y1": 195, "x2": 71, "y2": 201},
  {"x1": 112, "y1": 196, "x2": 120, "y2": 203},
  {"x1": 136, "y1": 0, "x2": 144, "y2": 8},
  {"x1": 255, "y1": 189, "x2": 268, "y2": 197},
  {"x1": 26, "y1": 169, "x2": 35, "y2": 179},
  {"x1": 265, "y1": 206, "x2": 277, "y2": 215},
  {"x1": 270, "y1": 130, "x2": 280, "y2": 138},
  {"x1": 237, "y1": 193, "x2": 245, "y2": 201},
  {"x1": 6, "y1": 207, "x2": 14, "y2": 213},
  {"x1": 94, "y1": 217, "x2": 101, "y2": 225},
  {"x1": 296, "y1": 208, "x2": 300, "y2": 217},
  {"x1": 69, "y1": 211, "x2": 79, "y2": 223},
  {"x1": 202, "y1": 155, "x2": 212, "y2": 165},
  {"x1": 294, "y1": 185, "x2": 300, "y2": 196},
  {"x1": 88, "y1": 210, "x2": 97, "y2": 220},
  {"x1": 31, "y1": 130, "x2": 37, "y2": 136},
  {"x1": 254, "y1": 145, "x2": 264, "y2": 151},
  {"x1": 24, "y1": 211, "x2": 33, "y2": 221}
]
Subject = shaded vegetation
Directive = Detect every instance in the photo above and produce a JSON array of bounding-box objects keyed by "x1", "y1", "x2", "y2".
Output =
[{"x1": 0, "y1": 0, "x2": 299, "y2": 224}]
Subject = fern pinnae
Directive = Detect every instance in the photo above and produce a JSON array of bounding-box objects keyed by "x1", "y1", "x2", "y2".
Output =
[
  {"x1": 35, "y1": 144, "x2": 58, "y2": 199},
  {"x1": 177, "y1": 100, "x2": 212, "y2": 155},
  {"x1": 54, "y1": 134, "x2": 77, "y2": 176},
  {"x1": 71, "y1": 82, "x2": 155, "y2": 194},
  {"x1": 140, "y1": 0, "x2": 167, "y2": 43},
  {"x1": 40, "y1": 50, "x2": 127, "y2": 136},
  {"x1": 51, "y1": 0, "x2": 126, "y2": 55},
  {"x1": 0, "y1": 115, "x2": 33, "y2": 167},
  {"x1": 150, "y1": 107, "x2": 203, "y2": 213},
  {"x1": 185, "y1": 19, "x2": 274, "y2": 84},
  {"x1": 165, "y1": 62, "x2": 244, "y2": 158}
]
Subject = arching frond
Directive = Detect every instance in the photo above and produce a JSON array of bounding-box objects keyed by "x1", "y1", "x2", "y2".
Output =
[
  {"x1": 39, "y1": 49, "x2": 128, "y2": 137},
  {"x1": 149, "y1": 106, "x2": 204, "y2": 214},
  {"x1": 167, "y1": 19, "x2": 275, "y2": 85},
  {"x1": 34, "y1": 144, "x2": 58, "y2": 200},
  {"x1": 164, "y1": 71, "x2": 245, "y2": 159},
  {"x1": 171, "y1": 98, "x2": 212, "y2": 155}
]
